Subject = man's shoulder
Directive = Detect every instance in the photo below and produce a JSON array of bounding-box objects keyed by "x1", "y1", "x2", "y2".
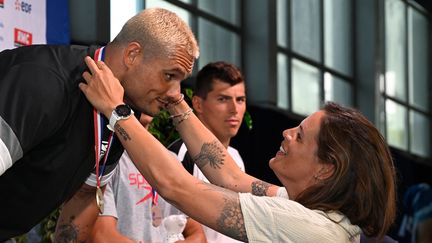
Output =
[
  {"x1": 0, "y1": 44, "x2": 95, "y2": 82},
  {"x1": 227, "y1": 146, "x2": 242, "y2": 159},
  {"x1": 1, "y1": 44, "x2": 94, "y2": 58},
  {"x1": 226, "y1": 146, "x2": 245, "y2": 171}
]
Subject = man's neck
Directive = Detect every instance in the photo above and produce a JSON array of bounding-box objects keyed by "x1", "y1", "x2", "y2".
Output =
[
  {"x1": 198, "y1": 117, "x2": 231, "y2": 148},
  {"x1": 219, "y1": 138, "x2": 230, "y2": 149},
  {"x1": 103, "y1": 43, "x2": 123, "y2": 80}
]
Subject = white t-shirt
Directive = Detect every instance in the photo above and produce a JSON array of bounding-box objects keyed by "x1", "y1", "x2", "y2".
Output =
[
  {"x1": 102, "y1": 152, "x2": 184, "y2": 242},
  {"x1": 239, "y1": 188, "x2": 362, "y2": 243},
  {"x1": 176, "y1": 143, "x2": 245, "y2": 243}
]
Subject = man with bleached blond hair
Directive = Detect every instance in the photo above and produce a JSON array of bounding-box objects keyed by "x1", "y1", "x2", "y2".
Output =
[{"x1": 0, "y1": 8, "x2": 198, "y2": 242}]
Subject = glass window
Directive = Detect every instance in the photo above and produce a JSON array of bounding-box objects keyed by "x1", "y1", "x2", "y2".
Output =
[
  {"x1": 324, "y1": 73, "x2": 353, "y2": 107},
  {"x1": 277, "y1": 53, "x2": 289, "y2": 109},
  {"x1": 110, "y1": 0, "x2": 142, "y2": 40},
  {"x1": 378, "y1": 96, "x2": 387, "y2": 136},
  {"x1": 408, "y1": 7, "x2": 429, "y2": 111},
  {"x1": 277, "y1": 0, "x2": 354, "y2": 116},
  {"x1": 198, "y1": 17, "x2": 241, "y2": 69},
  {"x1": 410, "y1": 111, "x2": 430, "y2": 157},
  {"x1": 386, "y1": 99, "x2": 408, "y2": 150},
  {"x1": 291, "y1": 0, "x2": 321, "y2": 62},
  {"x1": 277, "y1": 0, "x2": 288, "y2": 48},
  {"x1": 292, "y1": 59, "x2": 320, "y2": 116},
  {"x1": 383, "y1": 0, "x2": 430, "y2": 158},
  {"x1": 324, "y1": 0, "x2": 352, "y2": 76},
  {"x1": 145, "y1": 0, "x2": 192, "y2": 25},
  {"x1": 385, "y1": 0, "x2": 406, "y2": 101},
  {"x1": 197, "y1": 0, "x2": 240, "y2": 26}
]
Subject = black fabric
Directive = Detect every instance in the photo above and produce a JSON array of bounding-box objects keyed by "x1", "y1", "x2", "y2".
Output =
[
  {"x1": 0, "y1": 45, "x2": 124, "y2": 239},
  {"x1": 167, "y1": 138, "x2": 194, "y2": 175}
]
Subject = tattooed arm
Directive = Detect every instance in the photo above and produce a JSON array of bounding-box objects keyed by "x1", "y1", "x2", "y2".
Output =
[
  {"x1": 80, "y1": 57, "x2": 280, "y2": 198},
  {"x1": 168, "y1": 100, "x2": 280, "y2": 197},
  {"x1": 54, "y1": 184, "x2": 101, "y2": 242},
  {"x1": 78, "y1": 57, "x2": 278, "y2": 241},
  {"x1": 201, "y1": 183, "x2": 248, "y2": 242},
  {"x1": 113, "y1": 114, "x2": 250, "y2": 242}
]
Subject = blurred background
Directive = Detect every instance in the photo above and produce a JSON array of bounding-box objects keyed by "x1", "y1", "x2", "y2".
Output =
[{"x1": 4, "y1": 0, "x2": 431, "y2": 241}]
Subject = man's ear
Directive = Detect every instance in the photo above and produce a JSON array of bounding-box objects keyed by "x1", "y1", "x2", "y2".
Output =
[
  {"x1": 124, "y1": 42, "x2": 141, "y2": 66},
  {"x1": 192, "y1": 96, "x2": 203, "y2": 114}
]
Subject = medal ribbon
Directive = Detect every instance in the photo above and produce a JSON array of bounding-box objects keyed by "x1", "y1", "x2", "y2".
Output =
[
  {"x1": 152, "y1": 189, "x2": 158, "y2": 206},
  {"x1": 93, "y1": 47, "x2": 114, "y2": 188}
]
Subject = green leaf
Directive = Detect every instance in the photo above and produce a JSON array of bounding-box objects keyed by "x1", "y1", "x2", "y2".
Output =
[
  {"x1": 244, "y1": 111, "x2": 253, "y2": 130},
  {"x1": 185, "y1": 88, "x2": 194, "y2": 101}
]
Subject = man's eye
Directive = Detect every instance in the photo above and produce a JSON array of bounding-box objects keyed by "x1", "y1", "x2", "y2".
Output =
[{"x1": 165, "y1": 73, "x2": 174, "y2": 80}]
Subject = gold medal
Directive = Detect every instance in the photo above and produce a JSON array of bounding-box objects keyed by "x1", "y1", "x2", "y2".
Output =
[
  {"x1": 151, "y1": 204, "x2": 162, "y2": 227},
  {"x1": 96, "y1": 186, "x2": 104, "y2": 214}
]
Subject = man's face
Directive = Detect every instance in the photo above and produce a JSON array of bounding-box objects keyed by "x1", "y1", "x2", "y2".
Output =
[
  {"x1": 193, "y1": 80, "x2": 246, "y2": 144},
  {"x1": 121, "y1": 49, "x2": 193, "y2": 116}
]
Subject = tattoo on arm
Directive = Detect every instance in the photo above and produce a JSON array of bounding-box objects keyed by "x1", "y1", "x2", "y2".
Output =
[
  {"x1": 193, "y1": 140, "x2": 225, "y2": 169},
  {"x1": 55, "y1": 185, "x2": 94, "y2": 242},
  {"x1": 204, "y1": 183, "x2": 248, "y2": 242},
  {"x1": 115, "y1": 124, "x2": 131, "y2": 141},
  {"x1": 55, "y1": 223, "x2": 79, "y2": 243},
  {"x1": 251, "y1": 180, "x2": 272, "y2": 196}
]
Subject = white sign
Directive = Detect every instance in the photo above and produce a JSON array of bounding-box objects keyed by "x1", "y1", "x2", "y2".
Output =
[{"x1": 0, "y1": 0, "x2": 47, "y2": 51}]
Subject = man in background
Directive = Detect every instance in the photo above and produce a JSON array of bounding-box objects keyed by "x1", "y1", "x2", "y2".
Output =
[{"x1": 168, "y1": 61, "x2": 246, "y2": 243}]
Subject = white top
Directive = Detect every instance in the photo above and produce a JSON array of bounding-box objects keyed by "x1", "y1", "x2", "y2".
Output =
[
  {"x1": 239, "y1": 187, "x2": 361, "y2": 243},
  {"x1": 102, "y1": 152, "x2": 184, "y2": 242},
  {"x1": 176, "y1": 143, "x2": 245, "y2": 243}
]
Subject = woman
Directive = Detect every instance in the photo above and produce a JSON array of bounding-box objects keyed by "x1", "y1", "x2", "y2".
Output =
[{"x1": 80, "y1": 57, "x2": 396, "y2": 242}]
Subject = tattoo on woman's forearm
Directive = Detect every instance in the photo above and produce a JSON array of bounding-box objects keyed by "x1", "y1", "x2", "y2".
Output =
[
  {"x1": 115, "y1": 124, "x2": 131, "y2": 141},
  {"x1": 203, "y1": 182, "x2": 248, "y2": 241},
  {"x1": 251, "y1": 180, "x2": 271, "y2": 196},
  {"x1": 193, "y1": 140, "x2": 225, "y2": 169},
  {"x1": 216, "y1": 195, "x2": 248, "y2": 242}
]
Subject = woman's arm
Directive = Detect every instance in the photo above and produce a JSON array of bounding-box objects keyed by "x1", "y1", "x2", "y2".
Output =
[
  {"x1": 82, "y1": 102, "x2": 248, "y2": 240},
  {"x1": 167, "y1": 100, "x2": 279, "y2": 196},
  {"x1": 78, "y1": 57, "x2": 280, "y2": 241},
  {"x1": 80, "y1": 57, "x2": 279, "y2": 197}
]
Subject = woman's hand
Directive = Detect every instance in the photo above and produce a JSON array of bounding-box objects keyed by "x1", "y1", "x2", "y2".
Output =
[{"x1": 79, "y1": 56, "x2": 124, "y2": 118}]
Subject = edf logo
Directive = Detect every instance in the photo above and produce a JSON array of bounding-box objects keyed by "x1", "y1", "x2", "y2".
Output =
[
  {"x1": 14, "y1": 28, "x2": 32, "y2": 47},
  {"x1": 15, "y1": 0, "x2": 32, "y2": 13}
]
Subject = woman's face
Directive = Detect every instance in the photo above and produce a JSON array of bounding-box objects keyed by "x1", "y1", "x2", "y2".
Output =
[{"x1": 269, "y1": 110, "x2": 327, "y2": 199}]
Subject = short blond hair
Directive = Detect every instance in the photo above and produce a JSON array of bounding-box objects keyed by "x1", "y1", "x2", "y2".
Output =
[{"x1": 112, "y1": 8, "x2": 199, "y2": 61}]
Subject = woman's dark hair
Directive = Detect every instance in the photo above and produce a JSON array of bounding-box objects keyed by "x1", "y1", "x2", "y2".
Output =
[{"x1": 296, "y1": 102, "x2": 396, "y2": 240}]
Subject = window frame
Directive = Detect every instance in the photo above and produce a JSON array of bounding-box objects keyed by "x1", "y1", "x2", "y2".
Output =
[{"x1": 381, "y1": 0, "x2": 431, "y2": 159}]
